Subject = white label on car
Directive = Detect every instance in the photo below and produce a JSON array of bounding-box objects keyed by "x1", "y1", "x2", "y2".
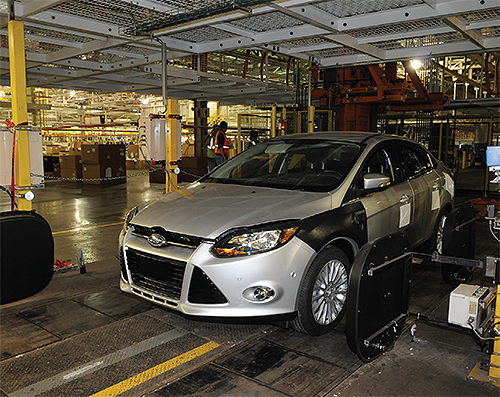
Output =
[
  {"x1": 444, "y1": 173, "x2": 455, "y2": 198},
  {"x1": 431, "y1": 190, "x2": 440, "y2": 211},
  {"x1": 399, "y1": 203, "x2": 411, "y2": 228}
]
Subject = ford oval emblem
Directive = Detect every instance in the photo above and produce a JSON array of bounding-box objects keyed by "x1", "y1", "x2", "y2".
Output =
[{"x1": 148, "y1": 233, "x2": 167, "y2": 247}]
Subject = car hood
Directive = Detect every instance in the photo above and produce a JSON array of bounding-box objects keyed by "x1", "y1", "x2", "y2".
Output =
[{"x1": 131, "y1": 182, "x2": 332, "y2": 239}]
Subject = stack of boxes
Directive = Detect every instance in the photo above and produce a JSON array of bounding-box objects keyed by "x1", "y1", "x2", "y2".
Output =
[
  {"x1": 44, "y1": 145, "x2": 62, "y2": 178},
  {"x1": 81, "y1": 144, "x2": 126, "y2": 185},
  {"x1": 59, "y1": 148, "x2": 82, "y2": 180},
  {"x1": 126, "y1": 145, "x2": 147, "y2": 170}
]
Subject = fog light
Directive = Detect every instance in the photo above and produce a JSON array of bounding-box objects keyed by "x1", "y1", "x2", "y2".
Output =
[
  {"x1": 254, "y1": 286, "x2": 274, "y2": 301},
  {"x1": 243, "y1": 286, "x2": 276, "y2": 302}
]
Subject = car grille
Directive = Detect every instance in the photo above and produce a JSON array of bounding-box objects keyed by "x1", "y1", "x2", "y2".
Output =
[
  {"x1": 119, "y1": 249, "x2": 128, "y2": 281},
  {"x1": 131, "y1": 225, "x2": 204, "y2": 249},
  {"x1": 188, "y1": 266, "x2": 228, "y2": 304},
  {"x1": 125, "y1": 248, "x2": 186, "y2": 302}
]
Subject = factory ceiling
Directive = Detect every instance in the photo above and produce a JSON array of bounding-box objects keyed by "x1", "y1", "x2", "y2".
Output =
[{"x1": 0, "y1": 0, "x2": 499, "y2": 106}]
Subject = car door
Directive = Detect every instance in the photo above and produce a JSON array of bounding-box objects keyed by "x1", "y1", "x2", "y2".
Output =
[
  {"x1": 348, "y1": 144, "x2": 415, "y2": 243},
  {"x1": 393, "y1": 142, "x2": 436, "y2": 246}
]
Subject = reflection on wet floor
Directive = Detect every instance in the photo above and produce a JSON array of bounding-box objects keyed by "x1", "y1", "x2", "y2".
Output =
[{"x1": 0, "y1": 171, "x2": 167, "y2": 264}]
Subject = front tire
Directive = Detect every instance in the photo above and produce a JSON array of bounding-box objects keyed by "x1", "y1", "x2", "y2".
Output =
[{"x1": 292, "y1": 246, "x2": 350, "y2": 335}]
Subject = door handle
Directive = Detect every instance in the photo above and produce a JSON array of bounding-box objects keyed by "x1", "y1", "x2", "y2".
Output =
[{"x1": 400, "y1": 194, "x2": 411, "y2": 205}]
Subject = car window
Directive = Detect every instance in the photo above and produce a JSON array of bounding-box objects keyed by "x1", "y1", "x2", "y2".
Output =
[
  {"x1": 361, "y1": 148, "x2": 396, "y2": 183},
  {"x1": 203, "y1": 139, "x2": 363, "y2": 192},
  {"x1": 397, "y1": 144, "x2": 426, "y2": 180}
]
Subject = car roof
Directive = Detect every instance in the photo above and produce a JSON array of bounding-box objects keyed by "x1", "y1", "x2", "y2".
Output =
[{"x1": 272, "y1": 131, "x2": 396, "y2": 144}]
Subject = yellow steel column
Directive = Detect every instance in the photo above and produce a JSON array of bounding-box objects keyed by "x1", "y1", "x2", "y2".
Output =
[
  {"x1": 308, "y1": 105, "x2": 315, "y2": 133},
  {"x1": 271, "y1": 106, "x2": 277, "y2": 138},
  {"x1": 281, "y1": 107, "x2": 286, "y2": 135},
  {"x1": 8, "y1": 19, "x2": 32, "y2": 211},
  {"x1": 166, "y1": 99, "x2": 178, "y2": 193},
  {"x1": 237, "y1": 114, "x2": 242, "y2": 154},
  {"x1": 489, "y1": 285, "x2": 500, "y2": 380}
]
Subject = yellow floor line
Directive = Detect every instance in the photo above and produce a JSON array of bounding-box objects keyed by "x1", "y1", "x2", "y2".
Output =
[
  {"x1": 90, "y1": 341, "x2": 220, "y2": 397},
  {"x1": 52, "y1": 222, "x2": 124, "y2": 235}
]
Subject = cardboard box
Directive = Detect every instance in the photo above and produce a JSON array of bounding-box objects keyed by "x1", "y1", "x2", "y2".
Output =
[
  {"x1": 44, "y1": 145, "x2": 62, "y2": 155},
  {"x1": 61, "y1": 167, "x2": 82, "y2": 180},
  {"x1": 43, "y1": 155, "x2": 59, "y2": 173},
  {"x1": 126, "y1": 159, "x2": 148, "y2": 170},
  {"x1": 179, "y1": 156, "x2": 207, "y2": 182},
  {"x1": 126, "y1": 145, "x2": 140, "y2": 160},
  {"x1": 82, "y1": 163, "x2": 126, "y2": 185},
  {"x1": 81, "y1": 144, "x2": 126, "y2": 166},
  {"x1": 59, "y1": 153, "x2": 82, "y2": 169},
  {"x1": 182, "y1": 142, "x2": 195, "y2": 157}
]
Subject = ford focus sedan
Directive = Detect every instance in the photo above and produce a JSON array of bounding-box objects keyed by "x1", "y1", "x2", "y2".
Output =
[{"x1": 119, "y1": 132, "x2": 454, "y2": 335}]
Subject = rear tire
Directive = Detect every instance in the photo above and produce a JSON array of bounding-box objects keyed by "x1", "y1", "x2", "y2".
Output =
[{"x1": 292, "y1": 246, "x2": 350, "y2": 335}]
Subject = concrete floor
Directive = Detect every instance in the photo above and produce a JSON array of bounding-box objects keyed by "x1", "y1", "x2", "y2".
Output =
[{"x1": 1, "y1": 170, "x2": 499, "y2": 396}]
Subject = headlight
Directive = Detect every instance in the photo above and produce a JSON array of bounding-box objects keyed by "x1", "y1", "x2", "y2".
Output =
[
  {"x1": 211, "y1": 221, "x2": 300, "y2": 257},
  {"x1": 123, "y1": 203, "x2": 147, "y2": 229}
]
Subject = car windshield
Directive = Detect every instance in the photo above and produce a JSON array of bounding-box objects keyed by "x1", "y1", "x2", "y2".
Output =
[{"x1": 201, "y1": 139, "x2": 362, "y2": 192}]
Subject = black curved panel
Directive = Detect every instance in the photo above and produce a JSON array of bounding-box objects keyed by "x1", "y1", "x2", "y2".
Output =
[
  {"x1": 346, "y1": 232, "x2": 411, "y2": 362},
  {"x1": 1, "y1": 211, "x2": 54, "y2": 304},
  {"x1": 296, "y1": 201, "x2": 367, "y2": 253}
]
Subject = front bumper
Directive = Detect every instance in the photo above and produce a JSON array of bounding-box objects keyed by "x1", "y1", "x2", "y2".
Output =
[{"x1": 120, "y1": 233, "x2": 315, "y2": 318}]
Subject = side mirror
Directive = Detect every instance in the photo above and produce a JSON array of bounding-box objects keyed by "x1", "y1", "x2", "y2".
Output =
[{"x1": 364, "y1": 173, "x2": 390, "y2": 190}]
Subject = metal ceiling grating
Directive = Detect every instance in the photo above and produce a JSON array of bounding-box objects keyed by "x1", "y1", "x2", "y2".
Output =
[
  {"x1": 124, "y1": 0, "x2": 275, "y2": 35},
  {"x1": 77, "y1": 51, "x2": 129, "y2": 63},
  {"x1": 54, "y1": 0, "x2": 168, "y2": 28},
  {"x1": 347, "y1": 18, "x2": 447, "y2": 39},
  {"x1": 374, "y1": 31, "x2": 465, "y2": 50},
  {"x1": 309, "y1": 47, "x2": 360, "y2": 58},
  {"x1": 481, "y1": 26, "x2": 500, "y2": 37},
  {"x1": 24, "y1": 25, "x2": 93, "y2": 44},
  {"x1": 111, "y1": 44, "x2": 158, "y2": 56},
  {"x1": 0, "y1": 0, "x2": 498, "y2": 106},
  {"x1": 313, "y1": 0, "x2": 424, "y2": 18},
  {"x1": 228, "y1": 11, "x2": 305, "y2": 33},
  {"x1": 463, "y1": 9, "x2": 500, "y2": 23},
  {"x1": 278, "y1": 37, "x2": 337, "y2": 49},
  {"x1": 168, "y1": 26, "x2": 235, "y2": 43},
  {"x1": 25, "y1": 39, "x2": 64, "y2": 54}
]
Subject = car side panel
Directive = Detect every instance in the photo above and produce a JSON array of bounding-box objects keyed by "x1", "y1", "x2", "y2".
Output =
[
  {"x1": 358, "y1": 181, "x2": 414, "y2": 243},
  {"x1": 295, "y1": 201, "x2": 367, "y2": 255}
]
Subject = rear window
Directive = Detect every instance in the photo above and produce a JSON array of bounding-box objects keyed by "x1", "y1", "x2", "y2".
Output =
[{"x1": 202, "y1": 139, "x2": 362, "y2": 192}]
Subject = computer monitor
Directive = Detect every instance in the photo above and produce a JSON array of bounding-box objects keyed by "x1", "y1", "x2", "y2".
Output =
[
  {"x1": 486, "y1": 146, "x2": 500, "y2": 184},
  {"x1": 486, "y1": 146, "x2": 500, "y2": 167}
]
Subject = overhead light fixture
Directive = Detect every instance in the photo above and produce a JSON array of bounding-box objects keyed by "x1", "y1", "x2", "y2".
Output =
[
  {"x1": 142, "y1": 98, "x2": 149, "y2": 105},
  {"x1": 70, "y1": 90, "x2": 76, "y2": 96},
  {"x1": 410, "y1": 60, "x2": 422, "y2": 70}
]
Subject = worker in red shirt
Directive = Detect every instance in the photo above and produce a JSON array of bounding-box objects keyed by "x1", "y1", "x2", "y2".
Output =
[{"x1": 215, "y1": 120, "x2": 229, "y2": 166}]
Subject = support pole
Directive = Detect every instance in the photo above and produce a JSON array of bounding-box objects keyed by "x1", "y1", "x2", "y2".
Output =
[
  {"x1": 237, "y1": 114, "x2": 242, "y2": 154},
  {"x1": 484, "y1": 118, "x2": 494, "y2": 197},
  {"x1": 282, "y1": 107, "x2": 286, "y2": 135},
  {"x1": 271, "y1": 106, "x2": 276, "y2": 138},
  {"x1": 166, "y1": 99, "x2": 178, "y2": 193},
  {"x1": 308, "y1": 105, "x2": 315, "y2": 133},
  {"x1": 489, "y1": 284, "x2": 500, "y2": 380},
  {"x1": 8, "y1": 18, "x2": 32, "y2": 211}
]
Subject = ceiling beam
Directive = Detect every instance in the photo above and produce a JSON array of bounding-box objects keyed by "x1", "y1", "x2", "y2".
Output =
[{"x1": 444, "y1": 16, "x2": 485, "y2": 49}]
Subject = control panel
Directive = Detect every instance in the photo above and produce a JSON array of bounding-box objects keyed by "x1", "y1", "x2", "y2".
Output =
[{"x1": 448, "y1": 284, "x2": 494, "y2": 334}]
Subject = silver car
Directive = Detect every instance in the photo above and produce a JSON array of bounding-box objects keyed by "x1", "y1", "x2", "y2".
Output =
[{"x1": 119, "y1": 132, "x2": 454, "y2": 335}]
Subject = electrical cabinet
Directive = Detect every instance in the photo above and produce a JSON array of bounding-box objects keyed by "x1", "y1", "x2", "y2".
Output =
[
  {"x1": 0, "y1": 128, "x2": 44, "y2": 189},
  {"x1": 138, "y1": 117, "x2": 166, "y2": 162}
]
